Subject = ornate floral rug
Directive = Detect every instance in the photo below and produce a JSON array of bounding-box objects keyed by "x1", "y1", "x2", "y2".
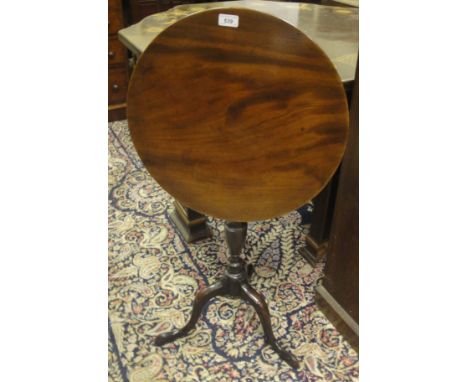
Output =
[{"x1": 108, "y1": 121, "x2": 358, "y2": 382}]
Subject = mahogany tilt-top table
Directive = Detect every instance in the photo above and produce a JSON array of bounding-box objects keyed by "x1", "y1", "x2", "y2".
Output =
[
  {"x1": 125, "y1": 4, "x2": 350, "y2": 368},
  {"x1": 120, "y1": 0, "x2": 358, "y2": 244}
]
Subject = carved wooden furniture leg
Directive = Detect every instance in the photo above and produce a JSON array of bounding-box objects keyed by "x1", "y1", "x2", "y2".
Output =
[
  {"x1": 224, "y1": 223, "x2": 298, "y2": 367},
  {"x1": 154, "y1": 278, "x2": 228, "y2": 345},
  {"x1": 154, "y1": 221, "x2": 299, "y2": 368},
  {"x1": 169, "y1": 200, "x2": 210, "y2": 243},
  {"x1": 240, "y1": 282, "x2": 299, "y2": 368}
]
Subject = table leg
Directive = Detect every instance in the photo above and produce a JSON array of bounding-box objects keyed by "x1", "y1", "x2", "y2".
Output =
[
  {"x1": 154, "y1": 221, "x2": 299, "y2": 368},
  {"x1": 299, "y1": 177, "x2": 339, "y2": 265},
  {"x1": 169, "y1": 199, "x2": 211, "y2": 243}
]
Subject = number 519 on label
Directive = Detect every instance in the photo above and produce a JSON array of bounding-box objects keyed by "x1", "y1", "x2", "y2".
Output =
[{"x1": 218, "y1": 14, "x2": 239, "y2": 28}]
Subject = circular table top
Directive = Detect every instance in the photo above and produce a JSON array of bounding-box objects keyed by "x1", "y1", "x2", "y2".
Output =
[{"x1": 127, "y1": 8, "x2": 349, "y2": 222}]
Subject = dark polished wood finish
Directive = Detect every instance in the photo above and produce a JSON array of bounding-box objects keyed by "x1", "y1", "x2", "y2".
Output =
[
  {"x1": 127, "y1": 8, "x2": 349, "y2": 222},
  {"x1": 300, "y1": 87, "x2": 353, "y2": 265},
  {"x1": 109, "y1": 103, "x2": 128, "y2": 121},
  {"x1": 126, "y1": 8, "x2": 352, "y2": 368},
  {"x1": 109, "y1": 0, "x2": 129, "y2": 122},
  {"x1": 317, "y1": 62, "x2": 359, "y2": 350},
  {"x1": 154, "y1": 222, "x2": 299, "y2": 368},
  {"x1": 169, "y1": 200, "x2": 211, "y2": 243},
  {"x1": 109, "y1": 0, "x2": 125, "y2": 34},
  {"x1": 300, "y1": 178, "x2": 339, "y2": 265},
  {"x1": 129, "y1": 0, "x2": 230, "y2": 23},
  {"x1": 119, "y1": 0, "x2": 358, "y2": 241},
  {"x1": 129, "y1": 0, "x2": 172, "y2": 22}
]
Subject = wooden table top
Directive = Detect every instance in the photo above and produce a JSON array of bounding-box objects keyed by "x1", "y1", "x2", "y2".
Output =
[
  {"x1": 119, "y1": 0, "x2": 358, "y2": 84},
  {"x1": 127, "y1": 8, "x2": 349, "y2": 221}
]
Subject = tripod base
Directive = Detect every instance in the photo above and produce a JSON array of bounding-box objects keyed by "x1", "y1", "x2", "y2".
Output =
[{"x1": 154, "y1": 222, "x2": 299, "y2": 369}]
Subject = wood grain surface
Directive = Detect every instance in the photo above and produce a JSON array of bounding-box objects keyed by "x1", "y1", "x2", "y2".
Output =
[{"x1": 127, "y1": 8, "x2": 349, "y2": 221}]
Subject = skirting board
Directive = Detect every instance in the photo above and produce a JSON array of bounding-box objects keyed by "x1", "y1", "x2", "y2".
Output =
[
  {"x1": 109, "y1": 103, "x2": 127, "y2": 122},
  {"x1": 315, "y1": 282, "x2": 359, "y2": 352}
]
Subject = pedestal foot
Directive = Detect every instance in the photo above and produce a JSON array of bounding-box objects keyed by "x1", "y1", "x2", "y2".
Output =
[{"x1": 154, "y1": 221, "x2": 299, "y2": 369}]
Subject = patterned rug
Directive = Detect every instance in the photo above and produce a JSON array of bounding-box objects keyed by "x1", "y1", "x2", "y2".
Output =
[{"x1": 108, "y1": 121, "x2": 358, "y2": 382}]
